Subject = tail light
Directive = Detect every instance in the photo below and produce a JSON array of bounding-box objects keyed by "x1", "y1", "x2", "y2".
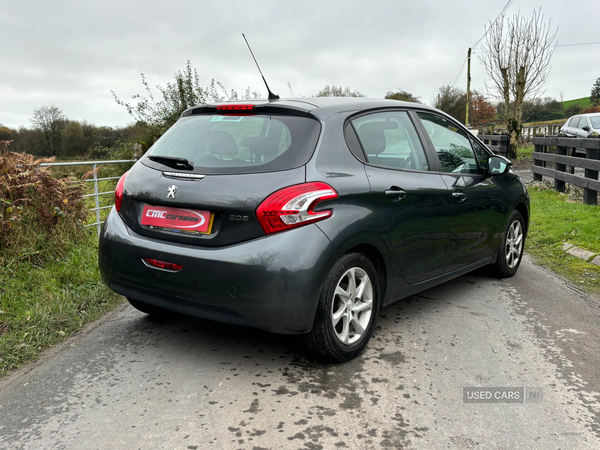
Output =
[
  {"x1": 115, "y1": 171, "x2": 129, "y2": 212},
  {"x1": 256, "y1": 182, "x2": 338, "y2": 235}
]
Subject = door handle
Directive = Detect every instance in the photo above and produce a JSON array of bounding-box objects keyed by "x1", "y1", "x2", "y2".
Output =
[
  {"x1": 385, "y1": 187, "x2": 407, "y2": 202},
  {"x1": 452, "y1": 191, "x2": 467, "y2": 203}
]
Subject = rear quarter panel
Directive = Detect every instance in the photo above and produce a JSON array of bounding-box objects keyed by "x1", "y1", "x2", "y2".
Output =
[{"x1": 305, "y1": 110, "x2": 407, "y2": 307}]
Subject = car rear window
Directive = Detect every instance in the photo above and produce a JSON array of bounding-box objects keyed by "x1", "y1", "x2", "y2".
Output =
[
  {"x1": 569, "y1": 116, "x2": 581, "y2": 128},
  {"x1": 143, "y1": 114, "x2": 321, "y2": 174}
]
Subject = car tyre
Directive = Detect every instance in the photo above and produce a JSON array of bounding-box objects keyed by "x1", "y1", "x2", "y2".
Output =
[
  {"x1": 304, "y1": 252, "x2": 380, "y2": 363},
  {"x1": 491, "y1": 210, "x2": 526, "y2": 278},
  {"x1": 127, "y1": 297, "x2": 173, "y2": 317}
]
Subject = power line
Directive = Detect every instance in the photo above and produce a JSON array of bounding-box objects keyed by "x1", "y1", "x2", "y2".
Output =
[
  {"x1": 448, "y1": 0, "x2": 513, "y2": 90},
  {"x1": 472, "y1": 0, "x2": 513, "y2": 49},
  {"x1": 448, "y1": 0, "x2": 512, "y2": 88},
  {"x1": 556, "y1": 41, "x2": 600, "y2": 47},
  {"x1": 450, "y1": 57, "x2": 468, "y2": 88}
]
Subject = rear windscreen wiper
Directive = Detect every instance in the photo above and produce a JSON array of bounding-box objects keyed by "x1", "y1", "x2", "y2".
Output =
[{"x1": 148, "y1": 155, "x2": 194, "y2": 170}]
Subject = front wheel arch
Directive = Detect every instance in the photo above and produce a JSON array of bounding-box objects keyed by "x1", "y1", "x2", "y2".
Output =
[
  {"x1": 513, "y1": 201, "x2": 529, "y2": 235},
  {"x1": 490, "y1": 209, "x2": 526, "y2": 278}
]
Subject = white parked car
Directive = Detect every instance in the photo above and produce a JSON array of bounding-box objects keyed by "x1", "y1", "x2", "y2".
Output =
[{"x1": 560, "y1": 112, "x2": 600, "y2": 137}]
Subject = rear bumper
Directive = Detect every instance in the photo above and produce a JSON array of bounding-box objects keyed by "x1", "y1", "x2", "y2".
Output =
[{"x1": 99, "y1": 207, "x2": 337, "y2": 334}]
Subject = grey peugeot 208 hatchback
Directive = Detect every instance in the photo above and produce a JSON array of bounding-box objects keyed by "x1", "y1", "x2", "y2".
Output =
[{"x1": 99, "y1": 97, "x2": 529, "y2": 362}]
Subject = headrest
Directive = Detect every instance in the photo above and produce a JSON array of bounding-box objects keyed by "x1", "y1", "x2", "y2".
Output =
[
  {"x1": 357, "y1": 122, "x2": 395, "y2": 155},
  {"x1": 241, "y1": 137, "x2": 279, "y2": 157},
  {"x1": 206, "y1": 131, "x2": 238, "y2": 156}
]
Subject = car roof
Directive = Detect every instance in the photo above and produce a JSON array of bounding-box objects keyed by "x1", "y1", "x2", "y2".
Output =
[
  {"x1": 571, "y1": 112, "x2": 600, "y2": 119},
  {"x1": 184, "y1": 97, "x2": 439, "y2": 119}
]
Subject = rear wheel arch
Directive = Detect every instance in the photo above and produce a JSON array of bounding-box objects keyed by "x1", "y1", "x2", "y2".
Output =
[{"x1": 344, "y1": 243, "x2": 387, "y2": 304}]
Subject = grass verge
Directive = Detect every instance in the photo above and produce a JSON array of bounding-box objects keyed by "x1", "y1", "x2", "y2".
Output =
[
  {"x1": 527, "y1": 186, "x2": 600, "y2": 296},
  {"x1": 510, "y1": 143, "x2": 534, "y2": 169},
  {"x1": 0, "y1": 232, "x2": 123, "y2": 377}
]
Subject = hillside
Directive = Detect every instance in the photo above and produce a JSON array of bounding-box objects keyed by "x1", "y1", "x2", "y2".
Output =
[{"x1": 562, "y1": 96, "x2": 592, "y2": 109}]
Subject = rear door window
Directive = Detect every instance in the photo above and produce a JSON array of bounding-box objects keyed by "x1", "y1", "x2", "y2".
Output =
[
  {"x1": 579, "y1": 116, "x2": 590, "y2": 129},
  {"x1": 351, "y1": 111, "x2": 430, "y2": 171},
  {"x1": 143, "y1": 114, "x2": 321, "y2": 174}
]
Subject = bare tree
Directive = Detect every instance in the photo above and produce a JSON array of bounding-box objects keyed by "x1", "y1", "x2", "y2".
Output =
[
  {"x1": 30, "y1": 105, "x2": 66, "y2": 157},
  {"x1": 480, "y1": 8, "x2": 557, "y2": 158}
]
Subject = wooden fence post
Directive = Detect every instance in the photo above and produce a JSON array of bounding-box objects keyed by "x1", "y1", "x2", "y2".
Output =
[
  {"x1": 584, "y1": 148, "x2": 600, "y2": 205},
  {"x1": 555, "y1": 146, "x2": 567, "y2": 192},
  {"x1": 533, "y1": 143, "x2": 544, "y2": 181}
]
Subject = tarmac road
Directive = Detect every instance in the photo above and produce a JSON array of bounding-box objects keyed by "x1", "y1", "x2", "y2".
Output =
[{"x1": 1, "y1": 254, "x2": 600, "y2": 449}]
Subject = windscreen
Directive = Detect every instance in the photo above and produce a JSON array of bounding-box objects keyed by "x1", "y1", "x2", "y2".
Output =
[
  {"x1": 590, "y1": 116, "x2": 600, "y2": 129},
  {"x1": 143, "y1": 114, "x2": 321, "y2": 174}
]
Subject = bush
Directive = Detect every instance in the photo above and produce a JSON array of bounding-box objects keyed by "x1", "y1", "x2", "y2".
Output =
[
  {"x1": 565, "y1": 104, "x2": 584, "y2": 117},
  {"x1": 582, "y1": 105, "x2": 600, "y2": 114},
  {"x1": 0, "y1": 141, "x2": 88, "y2": 267},
  {"x1": 0, "y1": 140, "x2": 123, "y2": 377}
]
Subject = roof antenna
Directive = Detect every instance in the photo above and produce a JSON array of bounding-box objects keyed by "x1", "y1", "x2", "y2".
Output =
[{"x1": 242, "y1": 33, "x2": 279, "y2": 101}]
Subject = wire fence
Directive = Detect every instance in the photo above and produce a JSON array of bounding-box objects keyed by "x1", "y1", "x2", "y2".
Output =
[{"x1": 41, "y1": 159, "x2": 136, "y2": 235}]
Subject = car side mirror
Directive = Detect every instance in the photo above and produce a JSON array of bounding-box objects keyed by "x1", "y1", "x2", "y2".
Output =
[
  {"x1": 487, "y1": 155, "x2": 511, "y2": 176},
  {"x1": 583, "y1": 126, "x2": 590, "y2": 132}
]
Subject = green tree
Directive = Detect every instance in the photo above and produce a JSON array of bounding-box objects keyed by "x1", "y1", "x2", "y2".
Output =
[
  {"x1": 591, "y1": 78, "x2": 600, "y2": 106},
  {"x1": 385, "y1": 90, "x2": 421, "y2": 103},
  {"x1": 565, "y1": 103, "x2": 584, "y2": 117},
  {"x1": 522, "y1": 97, "x2": 564, "y2": 122},
  {"x1": 0, "y1": 125, "x2": 14, "y2": 142},
  {"x1": 315, "y1": 85, "x2": 365, "y2": 97},
  {"x1": 12, "y1": 126, "x2": 45, "y2": 156},
  {"x1": 113, "y1": 61, "x2": 256, "y2": 142},
  {"x1": 62, "y1": 121, "x2": 87, "y2": 157},
  {"x1": 30, "y1": 105, "x2": 66, "y2": 157},
  {"x1": 434, "y1": 85, "x2": 468, "y2": 123}
]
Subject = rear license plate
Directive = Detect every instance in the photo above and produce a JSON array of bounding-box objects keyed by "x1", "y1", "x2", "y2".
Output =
[{"x1": 141, "y1": 205, "x2": 214, "y2": 234}]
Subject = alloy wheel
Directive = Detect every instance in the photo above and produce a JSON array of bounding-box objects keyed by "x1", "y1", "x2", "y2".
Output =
[
  {"x1": 505, "y1": 219, "x2": 524, "y2": 269},
  {"x1": 331, "y1": 267, "x2": 373, "y2": 345}
]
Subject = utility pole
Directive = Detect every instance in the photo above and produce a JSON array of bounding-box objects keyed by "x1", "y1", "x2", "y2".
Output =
[{"x1": 465, "y1": 47, "x2": 471, "y2": 127}]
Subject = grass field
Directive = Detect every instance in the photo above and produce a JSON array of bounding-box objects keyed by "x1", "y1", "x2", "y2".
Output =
[
  {"x1": 522, "y1": 118, "x2": 567, "y2": 127},
  {"x1": 562, "y1": 96, "x2": 592, "y2": 109}
]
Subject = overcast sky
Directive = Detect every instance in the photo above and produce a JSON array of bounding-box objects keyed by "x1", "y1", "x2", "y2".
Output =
[{"x1": 1, "y1": 0, "x2": 598, "y2": 129}]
